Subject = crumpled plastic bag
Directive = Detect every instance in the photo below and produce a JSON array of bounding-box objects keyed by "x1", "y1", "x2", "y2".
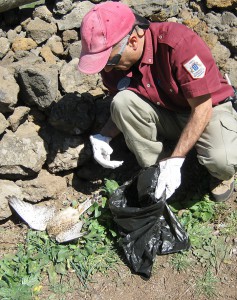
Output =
[{"x1": 109, "y1": 164, "x2": 190, "y2": 278}]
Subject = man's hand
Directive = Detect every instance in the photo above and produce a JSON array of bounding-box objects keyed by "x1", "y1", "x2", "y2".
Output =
[
  {"x1": 89, "y1": 134, "x2": 124, "y2": 169},
  {"x1": 155, "y1": 157, "x2": 185, "y2": 200}
]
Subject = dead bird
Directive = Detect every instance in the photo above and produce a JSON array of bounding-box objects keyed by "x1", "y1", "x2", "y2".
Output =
[{"x1": 7, "y1": 196, "x2": 95, "y2": 243}]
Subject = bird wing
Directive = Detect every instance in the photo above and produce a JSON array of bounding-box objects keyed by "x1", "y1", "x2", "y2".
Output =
[
  {"x1": 56, "y1": 221, "x2": 84, "y2": 243},
  {"x1": 8, "y1": 196, "x2": 56, "y2": 231},
  {"x1": 77, "y1": 197, "x2": 95, "y2": 216},
  {"x1": 47, "y1": 198, "x2": 95, "y2": 238}
]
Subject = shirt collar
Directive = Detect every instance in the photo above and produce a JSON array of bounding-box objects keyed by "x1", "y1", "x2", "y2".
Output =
[
  {"x1": 125, "y1": 28, "x2": 154, "y2": 77},
  {"x1": 141, "y1": 28, "x2": 153, "y2": 65}
]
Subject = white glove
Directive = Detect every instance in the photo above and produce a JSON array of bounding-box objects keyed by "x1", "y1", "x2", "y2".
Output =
[
  {"x1": 155, "y1": 157, "x2": 185, "y2": 200},
  {"x1": 89, "y1": 134, "x2": 124, "y2": 169}
]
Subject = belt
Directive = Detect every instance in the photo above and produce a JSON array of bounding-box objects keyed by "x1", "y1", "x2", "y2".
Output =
[
  {"x1": 216, "y1": 86, "x2": 237, "y2": 106},
  {"x1": 216, "y1": 96, "x2": 233, "y2": 106}
]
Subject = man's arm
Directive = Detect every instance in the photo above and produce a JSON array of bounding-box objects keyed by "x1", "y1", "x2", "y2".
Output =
[
  {"x1": 172, "y1": 94, "x2": 213, "y2": 157},
  {"x1": 155, "y1": 94, "x2": 213, "y2": 199},
  {"x1": 100, "y1": 117, "x2": 121, "y2": 138}
]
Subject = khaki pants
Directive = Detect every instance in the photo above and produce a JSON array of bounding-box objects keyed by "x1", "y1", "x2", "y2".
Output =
[{"x1": 111, "y1": 90, "x2": 237, "y2": 180}]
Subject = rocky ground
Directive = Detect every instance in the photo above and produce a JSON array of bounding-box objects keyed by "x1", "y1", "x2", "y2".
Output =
[
  {"x1": 0, "y1": 0, "x2": 237, "y2": 223},
  {"x1": 0, "y1": 1, "x2": 237, "y2": 299},
  {"x1": 1, "y1": 137, "x2": 237, "y2": 297},
  {"x1": 0, "y1": 145, "x2": 237, "y2": 300}
]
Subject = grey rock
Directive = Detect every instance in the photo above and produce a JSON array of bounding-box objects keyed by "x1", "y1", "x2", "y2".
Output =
[
  {"x1": 211, "y1": 42, "x2": 231, "y2": 68},
  {"x1": 59, "y1": 58, "x2": 104, "y2": 97},
  {"x1": 8, "y1": 106, "x2": 30, "y2": 132},
  {"x1": 53, "y1": 0, "x2": 74, "y2": 15},
  {"x1": 62, "y1": 29, "x2": 79, "y2": 46},
  {"x1": 46, "y1": 129, "x2": 91, "y2": 173},
  {"x1": 0, "y1": 180, "x2": 23, "y2": 220},
  {"x1": 68, "y1": 41, "x2": 81, "y2": 59},
  {"x1": 16, "y1": 63, "x2": 59, "y2": 110},
  {"x1": 0, "y1": 113, "x2": 9, "y2": 135},
  {"x1": 222, "y1": 58, "x2": 237, "y2": 87},
  {"x1": 0, "y1": 28, "x2": 6, "y2": 38},
  {"x1": 26, "y1": 17, "x2": 57, "y2": 44},
  {"x1": 46, "y1": 35, "x2": 64, "y2": 56},
  {"x1": 123, "y1": 0, "x2": 179, "y2": 19},
  {"x1": 221, "y1": 12, "x2": 237, "y2": 27},
  {"x1": 7, "y1": 29, "x2": 18, "y2": 43},
  {"x1": 218, "y1": 28, "x2": 237, "y2": 53},
  {"x1": 0, "y1": 37, "x2": 10, "y2": 58},
  {"x1": 0, "y1": 66, "x2": 19, "y2": 113},
  {"x1": 15, "y1": 169, "x2": 67, "y2": 202},
  {"x1": 32, "y1": 5, "x2": 54, "y2": 23},
  {"x1": 205, "y1": 12, "x2": 222, "y2": 29},
  {"x1": 10, "y1": 50, "x2": 43, "y2": 68},
  {"x1": 0, "y1": 50, "x2": 15, "y2": 67},
  {"x1": 49, "y1": 93, "x2": 95, "y2": 135},
  {"x1": 0, "y1": 122, "x2": 47, "y2": 179},
  {"x1": 56, "y1": 1, "x2": 94, "y2": 30}
]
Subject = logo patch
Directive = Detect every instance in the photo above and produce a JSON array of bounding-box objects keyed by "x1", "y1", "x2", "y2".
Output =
[
  {"x1": 117, "y1": 77, "x2": 131, "y2": 91},
  {"x1": 183, "y1": 55, "x2": 206, "y2": 79}
]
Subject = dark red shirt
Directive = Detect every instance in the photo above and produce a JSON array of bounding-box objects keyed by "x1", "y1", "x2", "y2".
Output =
[{"x1": 101, "y1": 22, "x2": 234, "y2": 112}]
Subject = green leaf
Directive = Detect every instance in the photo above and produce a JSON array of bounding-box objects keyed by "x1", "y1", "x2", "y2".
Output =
[
  {"x1": 109, "y1": 229, "x2": 117, "y2": 237},
  {"x1": 28, "y1": 260, "x2": 41, "y2": 274},
  {"x1": 94, "y1": 206, "x2": 101, "y2": 218},
  {"x1": 101, "y1": 197, "x2": 107, "y2": 208},
  {"x1": 102, "y1": 179, "x2": 119, "y2": 197},
  {"x1": 21, "y1": 274, "x2": 40, "y2": 287},
  {"x1": 96, "y1": 247, "x2": 107, "y2": 254},
  {"x1": 47, "y1": 264, "x2": 58, "y2": 285},
  {"x1": 55, "y1": 263, "x2": 67, "y2": 275},
  {"x1": 57, "y1": 249, "x2": 70, "y2": 262}
]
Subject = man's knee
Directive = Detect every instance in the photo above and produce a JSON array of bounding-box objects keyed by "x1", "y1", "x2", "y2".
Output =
[
  {"x1": 110, "y1": 90, "x2": 135, "y2": 118},
  {"x1": 198, "y1": 148, "x2": 236, "y2": 180}
]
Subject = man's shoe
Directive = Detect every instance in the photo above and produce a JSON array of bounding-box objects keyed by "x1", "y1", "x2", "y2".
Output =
[{"x1": 210, "y1": 175, "x2": 235, "y2": 202}]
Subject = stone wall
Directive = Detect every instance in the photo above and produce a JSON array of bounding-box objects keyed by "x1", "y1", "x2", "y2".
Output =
[{"x1": 0, "y1": 0, "x2": 236, "y2": 219}]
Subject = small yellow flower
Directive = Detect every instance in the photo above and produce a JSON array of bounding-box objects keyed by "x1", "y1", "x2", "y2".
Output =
[{"x1": 33, "y1": 285, "x2": 43, "y2": 293}]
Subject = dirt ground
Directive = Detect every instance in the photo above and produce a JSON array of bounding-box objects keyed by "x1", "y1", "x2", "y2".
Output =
[
  {"x1": 0, "y1": 200, "x2": 236, "y2": 300},
  {"x1": 0, "y1": 136, "x2": 237, "y2": 300}
]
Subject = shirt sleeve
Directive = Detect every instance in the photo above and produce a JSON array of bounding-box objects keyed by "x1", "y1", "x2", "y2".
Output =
[{"x1": 170, "y1": 31, "x2": 222, "y2": 99}]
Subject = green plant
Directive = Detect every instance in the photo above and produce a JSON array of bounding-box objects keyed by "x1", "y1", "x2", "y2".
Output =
[
  {"x1": 177, "y1": 196, "x2": 216, "y2": 228},
  {"x1": 0, "y1": 185, "x2": 120, "y2": 299},
  {"x1": 171, "y1": 252, "x2": 192, "y2": 272},
  {"x1": 195, "y1": 270, "x2": 218, "y2": 298},
  {"x1": 219, "y1": 211, "x2": 237, "y2": 236},
  {"x1": 101, "y1": 178, "x2": 120, "y2": 198},
  {"x1": 170, "y1": 193, "x2": 233, "y2": 271}
]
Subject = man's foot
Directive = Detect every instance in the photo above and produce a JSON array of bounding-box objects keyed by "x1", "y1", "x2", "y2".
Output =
[{"x1": 210, "y1": 175, "x2": 235, "y2": 202}]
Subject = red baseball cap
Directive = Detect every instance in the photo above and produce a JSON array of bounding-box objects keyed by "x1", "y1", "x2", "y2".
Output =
[{"x1": 78, "y1": 1, "x2": 149, "y2": 74}]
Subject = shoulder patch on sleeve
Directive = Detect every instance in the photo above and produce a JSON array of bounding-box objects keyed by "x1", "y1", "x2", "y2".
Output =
[{"x1": 183, "y1": 55, "x2": 206, "y2": 79}]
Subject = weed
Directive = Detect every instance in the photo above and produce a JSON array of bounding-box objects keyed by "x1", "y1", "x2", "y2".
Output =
[
  {"x1": 101, "y1": 178, "x2": 120, "y2": 198},
  {"x1": 219, "y1": 211, "x2": 237, "y2": 236},
  {"x1": 176, "y1": 196, "x2": 216, "y2": 229},
  {"x1": 169, "y1": 186, "x2": 236, "y2": 300},
  {"x1": 171, "y1": 252, "x2": 192, "y2": 272},
  {"x1": 195, "y1": 270, "x2": 218, "y2": 298}
]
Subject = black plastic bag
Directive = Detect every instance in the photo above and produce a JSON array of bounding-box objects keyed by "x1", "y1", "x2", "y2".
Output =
[{"x1": 109, "y1": 164, "x2": 190, "y2": 278}]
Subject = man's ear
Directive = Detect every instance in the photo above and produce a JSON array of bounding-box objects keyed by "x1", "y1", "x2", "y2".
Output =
[{"x1": 128, "y1": 35, "x2": 138, "y2": 49}]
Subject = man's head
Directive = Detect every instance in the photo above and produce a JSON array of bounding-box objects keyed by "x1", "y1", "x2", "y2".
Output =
[{"x1": 78, "y1": 1, "x2": 149, "y2": 74}]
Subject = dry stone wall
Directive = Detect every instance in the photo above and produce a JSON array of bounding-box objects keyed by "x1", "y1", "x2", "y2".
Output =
[{"x1": 0, "y1": 0, "x2": 236, "y2": 219}]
